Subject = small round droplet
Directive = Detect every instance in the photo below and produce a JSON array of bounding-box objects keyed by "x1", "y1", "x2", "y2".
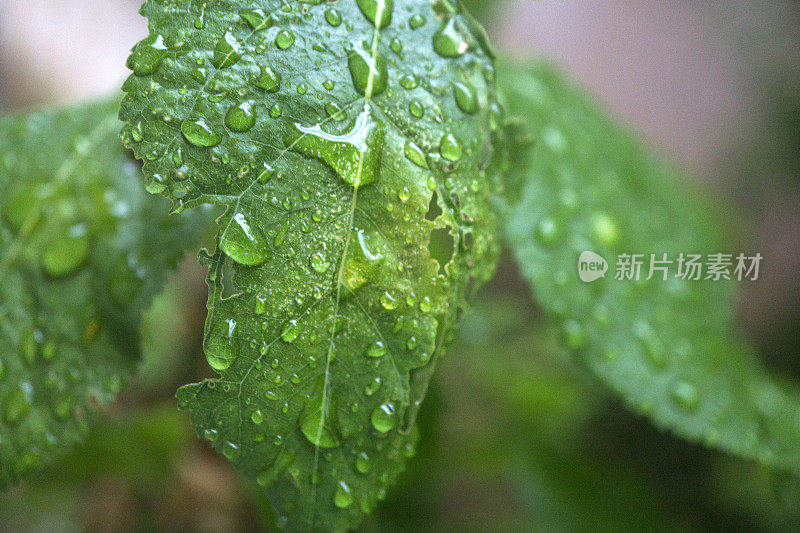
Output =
[
  {"x1": 366, "y1": 341, "x2": 386, "y2": 358},
  {"x1": 348, "y1": 44, "x2": 388, "y2": 96},
  {"x1": 281, "y1": 320, "x2": 299, "y2": 343},
  {"x1": 205, "y1": 319, "x2": 239, "y2": 371},
  {"x1": 454, "y1": 82, "x2": 478, "y2": 114},
  {"x1": 371, "y1": 402, "x2": 396, "y2": 432},
  {"x1": 380, "y1": 291, "x2": 399, "y2": 310},
  {"x1": 128, "y1": 34, "x2": 168, "y2": 76},
  {"x1": 251, "y1": 66, "x2": 282, "y2": 92},
  {"x1": 356, "y1": 452, "x2": 371, "y2": 473},
  {"x1": 432, "y1": 19, "x2": 468, "y2": 58},
  {"x1": 219, "y1": 212, "x2": 270, "y2": 266},
  {"x1": 41, "y1": 223, "x2": 90, "y2": 277},
  {"x1": 439, "y1": 133, "x2": 463, "y2": 162},
  {"x1": 334, "y1": 480, "x2": 354, "y2": 508},
  {"x1": 225, "y1": 102, "x2": 256, "y2": 133},
  {"x1": 181, "y1": 119, "x2": 222, "y2": 147},
  {"x1": 276, "y1": 30, "x2": 295, "y2": 50},
  {"x1": 325, "y1": 9, "x2": 342, "y2": 27}
]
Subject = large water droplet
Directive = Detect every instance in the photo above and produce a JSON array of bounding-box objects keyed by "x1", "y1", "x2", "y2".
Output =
[
  {"x1": 366, "y1": 341, "x2": 387, "y2": 358},
  {"x1": 347, "y1": 43, "x2": 388, "y2": 97},
  {"x1": 404, "y1": 141, "x2": 427, "y2": 168},
  {"x1": 325, "y1": 9, "x2": 343, "y2": 27},
  {"x1": 356, "y1": 0, "x2": 394, "y2": 29},
  {"x1": 225, "y1": 102, "x2": 256, "y2": 133},
  {"x1": 239, "y1": 8, "x2": 274, "y2": 30},
  {"x1": 343, "y1": 228, "x2": 384, "y2": 292},
  {"x1": 251, "y1": 66, "x2": 282, "y2": 92},
  {"x1": 181, "y1": 119, "x2": 222, "y2": 147},
  {"x1": 432, "y1": 19, "x2": 468, "y2": 57},
  {"x1": 371, "y1": 402, "x2": 396, "y2": 432},
  {"x1": 219, "y1": 212, "x2": 271, "y2": 266},
  {"x1": 439, "y1": 133, "x2": 463, "y2": 162},
  {"x1": 300, "y1": 399, "x2": 340, "y2": 448},
  {"x1": 128, "y1": 34, "x2": 168, "y2": 76},
  {"x1": 212, "y1": 31, "x2": 242, "y2": 68},
  {"x1": 41, "y1": 223, "x2": 89, "y2": 277},
  {"x1": 275, "y1": 30, "x2": 295, "y2": 50},
  {"x1": 285, "y1": 105, "x2": 384, "y2": 187},
  {"x1": 454, "y1": 82, "x2": 478, "y2": 114},
  {"x1": 334, "y1": 481, "x2": 354, "y2": 508},
  {"x1": 205, "y1": 318, "x2": 239, "y2": 371}
]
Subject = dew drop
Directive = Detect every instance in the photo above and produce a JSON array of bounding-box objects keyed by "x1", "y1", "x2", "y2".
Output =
[
  {"x1": 404, "y1": 141, "x2": 427, "y2": 168},
  {"x1": 347, "y1": 43, "x2": 388, "y2": 97},
  {"x1": 356, "y1": 0, "x2": 393, "y2": 28},
  {"x1": 212, "y1": 31, "x2": 242, "y2": 68},
  {"x1": 205, "y1": 318, "x2": 239, "y2": 371},
  {"x1": 276, "y1": 30, "x2": 295, "y2": 50},
  {"x1": 454, "y1": 82, "x2": 478, "y2": 114},
  {"x1": 671, "y1": 380, "x2": 700, "y2": 411},
  {"x1": 309, "y1": 251, "x2": 330, "y2": 273},
  {"x1": 325, "y1": 9, "x2": 343, "y2": 27},
  {"x1": 281, "y1": 320, "x2": 299, "y2": 343},
  {"x1": 439, "y1": 133, "x2": 463, "y2": 162},
  {"x1": 334, "y1": 480, "x2": 354, "y2": 508},
  {"x1": 433, "y1": 19, "x2": 468, "y2": 57},
  {"x1": 251, "y1": 66, "x2": 282, "y2": 92},
  {"x1": 239, "y1": 8, "x2": 274, "y2": 30},
  {"x1": 128, "y1": 34, "x2": 168, "y2": 76},
  {"x1": 343, "y1": 229, "x2": 384, "y2": 292},
  {"x1": 370, "y1": 402, "x2": 396, "y2": 432},
  {"x1": 181, "y1": 119, "x2": 222, "y2": 147},
  {"x1": 285, "y1": 105, "x2": 384, "y2": 187},
  {"x1": 219, "y1": 212, "x2": 270, "y2": 266},
  {"x1": 225, "y1": 102, "x2": 257, "y2": 133},
  {"x1": 355, "y1": 452, "x2": 371, "y2": 474},
  {"x1": 409, "y1": 100, "x2": 424, "y2": 118},
  {"x1": 366, "y1": 341, "x2": 386, "y2": 358},
  {"x1": 409, "y1": 14, "x2": 426, "y2": 29}
]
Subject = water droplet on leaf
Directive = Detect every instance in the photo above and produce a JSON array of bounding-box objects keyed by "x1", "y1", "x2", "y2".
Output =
[{"x1": 219, "y1": 212, "x2": 271, "y2": 266}]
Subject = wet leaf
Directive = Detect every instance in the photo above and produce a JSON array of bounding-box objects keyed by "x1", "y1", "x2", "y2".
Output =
[
  {"x1": 120, "y1": 1, "x2": 502, "y2": 529},
  {"x1": 500, "y1": 60, "x2": 800, "y2": 474},
  {"x1": 0, "y1": 100, "x2": 208, "y2": 488}
]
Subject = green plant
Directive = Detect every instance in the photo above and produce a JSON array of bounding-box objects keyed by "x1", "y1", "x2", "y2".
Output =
[{"x1": 1, "y1": 1, "x2": 798, "y2": 531}]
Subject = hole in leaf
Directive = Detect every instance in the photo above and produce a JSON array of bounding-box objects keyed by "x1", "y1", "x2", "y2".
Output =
[
  {"x1": 429, "y1": 226, "x2": 455, "y2": 271},
  {"x1": 425, "y1": 191, "x2": 443, "y2": 222},
  {"x1": 220, "y1": 260, "x2": 238, "y2": 299}
]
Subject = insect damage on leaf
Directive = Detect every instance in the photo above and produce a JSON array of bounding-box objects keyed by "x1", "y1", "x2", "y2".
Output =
[
  {"x1": 499, "y1": 60, "x2": 800, "y2": 474},
  {"x1": 120, "y1": 0, "x2": 503, "y2": 530},
  {"x1": 0, "y1": 100, "x2": 208, "y2": 488}
]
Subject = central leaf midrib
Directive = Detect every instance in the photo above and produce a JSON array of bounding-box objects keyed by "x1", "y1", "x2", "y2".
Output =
[{"x1": 309, "y1": 0, "x2": 389, "y2": 518}]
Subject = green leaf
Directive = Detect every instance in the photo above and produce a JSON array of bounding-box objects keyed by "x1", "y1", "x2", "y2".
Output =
[
  {"x1": 499, "y1": 60, "x2": 800, "y2": 472},
  {"x1": 0, "y1": 100, "x2": 208, "y2": 488},
  {"x1": 120, "y1": 0, "x2": 502, "y2": 529}
]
